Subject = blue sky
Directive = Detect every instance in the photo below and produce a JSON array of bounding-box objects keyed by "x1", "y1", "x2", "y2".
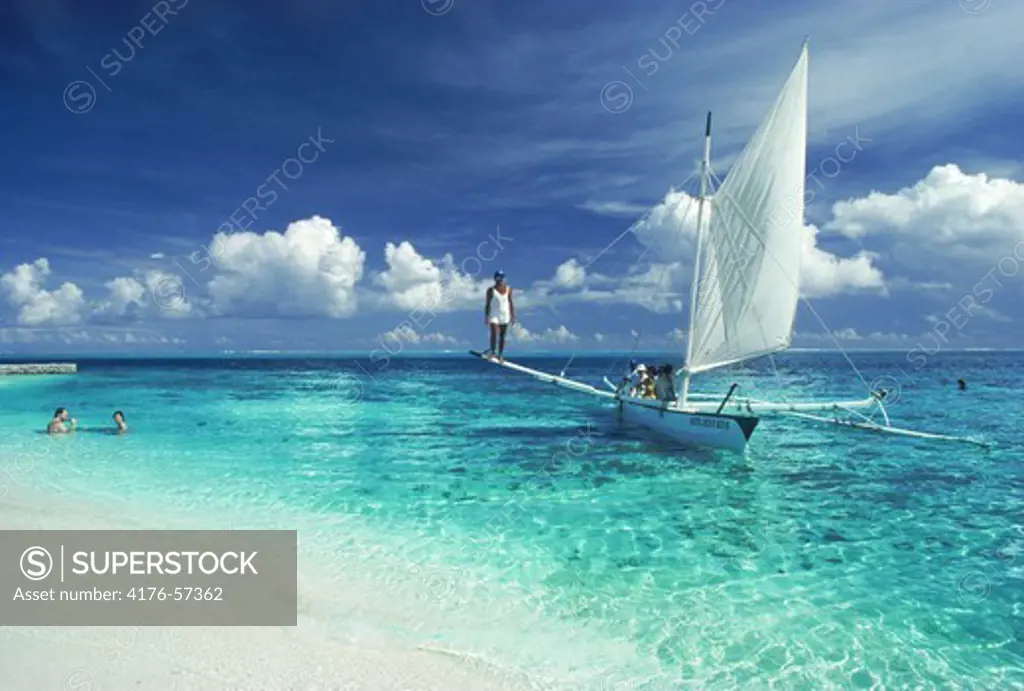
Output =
[{"x1": 1, "y1": 0, "x2": 1023, "y2": 354}]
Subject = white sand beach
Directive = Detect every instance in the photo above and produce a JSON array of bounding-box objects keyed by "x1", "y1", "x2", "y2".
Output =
[{"x1": 0, "y1": 487, "x2": 559, "y2": 691}]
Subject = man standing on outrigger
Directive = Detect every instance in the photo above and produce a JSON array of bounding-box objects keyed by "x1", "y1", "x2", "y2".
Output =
[{"x1": 484, "y1": 270, "x2": 515, "y2": 362}]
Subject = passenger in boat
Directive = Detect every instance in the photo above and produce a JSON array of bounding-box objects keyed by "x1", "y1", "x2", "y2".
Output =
[
  {"x1": 112, "y1": 410, "x2": 127, "y2": 434},
  {"x1": 617, "y1": 360, "x2": 638, "y2": 395},
  {"x1": 642, "y1": 373, "x2": 657, "y2": 399},
  {"x1": 655, "y1": 364, "x2": 677, "y2": 402},
  {"x1": 47, "y1": 407, "x2": 76, "y2": 434},
  {"x1": 629, "y1": 362, "x2": 647, "y2": 396},
  {"x1": 484, "y1": 270, "x2": 515, "y2": 363},
  {"x1": 626, "y1": 362, "x2": 643, "y2": 395}
]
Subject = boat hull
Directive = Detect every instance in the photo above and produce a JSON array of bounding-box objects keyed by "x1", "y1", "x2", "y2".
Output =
[
  {"x1": 467, "y1": 351, "x2": 983, "y2": 451},
  {"x1": 617, "y1": 397, "x2": 757, "y2": 453}
]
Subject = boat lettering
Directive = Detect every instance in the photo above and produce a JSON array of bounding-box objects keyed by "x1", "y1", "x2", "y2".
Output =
[{"x1": 690, "y1": 417, "x2": 731, "y2": 430}]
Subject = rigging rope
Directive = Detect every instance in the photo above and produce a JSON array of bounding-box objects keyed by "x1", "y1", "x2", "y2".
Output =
[
  {"x1": 560, "y1": 183, "x2": 695, "y2": 381},
  {"x1": 603, "y1": 329, "x2": 644, "y2": 381},
  {"x1": 560, "y1": 219, "x2": 652, "y2": 378}
]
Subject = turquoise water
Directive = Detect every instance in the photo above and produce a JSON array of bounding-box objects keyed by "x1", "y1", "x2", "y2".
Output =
[{"x1": 1, "y1": 353, "x2": 1021, "y2": 689}]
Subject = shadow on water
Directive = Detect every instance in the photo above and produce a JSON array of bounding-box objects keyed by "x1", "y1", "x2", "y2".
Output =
[{"x1": 500, "y1": 408, "x2": 752, "y2": 484}]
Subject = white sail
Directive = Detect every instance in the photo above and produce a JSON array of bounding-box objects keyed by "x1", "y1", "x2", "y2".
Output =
[{"x1": 686, "y1": 43, "x2": 808, "y2": 375}]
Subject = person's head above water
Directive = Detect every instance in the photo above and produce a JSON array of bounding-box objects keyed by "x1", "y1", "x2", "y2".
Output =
[
  {"x1": 113, "y1": 410, "x2": 125, "y2": 422},
  {"x1": 54, "y1": 407, "x2": 67, "y2": 420}
]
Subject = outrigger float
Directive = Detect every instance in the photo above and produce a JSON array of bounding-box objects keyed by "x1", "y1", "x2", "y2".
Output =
[{"x1": 470, "y1": 42, "x2": 987, "y2": 453}]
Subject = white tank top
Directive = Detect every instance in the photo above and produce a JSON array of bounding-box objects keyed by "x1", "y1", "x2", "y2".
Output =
[{"x1": 491, "y1": 287, "x2": 511, "y2": 323}]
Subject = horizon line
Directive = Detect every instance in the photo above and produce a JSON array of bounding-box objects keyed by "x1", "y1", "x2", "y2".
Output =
[{"x1": 3, "y1": 348, "x2": 1024, "y2": 360}]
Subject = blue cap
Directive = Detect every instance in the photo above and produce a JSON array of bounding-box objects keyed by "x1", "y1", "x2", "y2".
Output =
[{"x1": 494, "y1": 270, "x2": 505, "y2": 280}]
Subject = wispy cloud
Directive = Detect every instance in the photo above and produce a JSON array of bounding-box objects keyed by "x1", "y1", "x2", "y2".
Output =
[{"x1": 578, "y1": 200, "x2": 651, "y2": 217}]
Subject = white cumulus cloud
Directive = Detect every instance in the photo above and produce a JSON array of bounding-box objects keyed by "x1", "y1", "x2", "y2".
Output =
[
  {"x1": 800, "y1": 226, "x2": 885, "y2": 298},
  {"x1": 0, "y1": 258, "x2": 86, "y2": 326},
  {"x1": 92, "y1": 270, "x2": 195, "y2": 321},
  {"x1": 374, "y1": 241, "x2": 491, "y2": 312},
  {"x1": 379, "y1": 325, "x2": 460, "y2": 346},
  {"x1": 103, "y1": 276, "x2": 147, "y2": 315},
  {"x1": 825, "y1": 164, "x2": 1024, "y2": 273},
  {"x1": 553, "y1": 258, "x2": 586, "y2": 289},
  {"x1": 630, "y1": 188, "x2": 701, "y2": 260},
  {"x1": 511, "y1": 323, "x2": 579, "y2": 344},
  {"x1": 530, "y1": 259, "x2": 686, "y2": 314},
  {"x1": 206, "y1": 216, "x2": 365, "y2": 318}
]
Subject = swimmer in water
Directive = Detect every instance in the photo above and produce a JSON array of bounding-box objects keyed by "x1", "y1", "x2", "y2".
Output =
[
  {"x1": 113, "y1": 410, "x2": 127, "y2": 433},
  {"x1": 47, "y1": 407, "x2": 76, "y2": 434},
  {"x1": 957, "y1": 379, "x2": 967, "y2": 391}
]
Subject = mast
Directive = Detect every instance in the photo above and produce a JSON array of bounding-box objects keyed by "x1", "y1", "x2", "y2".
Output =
[{"x1": 681, "y1": 111, "x2": 712, "y2": 407}]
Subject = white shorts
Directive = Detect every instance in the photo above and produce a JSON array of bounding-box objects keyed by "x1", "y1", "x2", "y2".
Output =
[{"x1": 489, "y1": 317, "x2": 510, "y2": 326}]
